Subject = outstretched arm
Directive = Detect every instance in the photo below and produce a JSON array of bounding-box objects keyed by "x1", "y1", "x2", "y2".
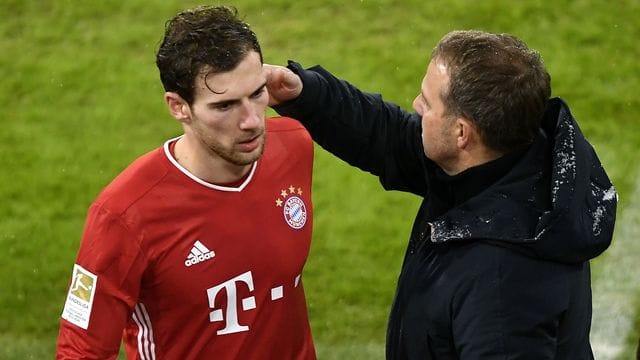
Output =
[{"x1": 265, "y1": 61, "x2": 428, "y2": 196}]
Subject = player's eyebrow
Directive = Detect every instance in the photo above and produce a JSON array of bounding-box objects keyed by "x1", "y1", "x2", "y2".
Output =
[{"x1": 206, "y1": 82, "x2": 266, "y2": 108}]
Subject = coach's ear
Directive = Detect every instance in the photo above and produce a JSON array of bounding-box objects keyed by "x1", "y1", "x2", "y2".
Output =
[
  {"x1": 455, "y1": 117, "x2": 474, "y2": 150},
  {"x1": 165, "y1": 92, "x2": 192, "y2": 124}
]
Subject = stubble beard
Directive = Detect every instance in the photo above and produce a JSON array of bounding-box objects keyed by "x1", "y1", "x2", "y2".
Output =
[{"x1": 210, "y1": 131, "x2": 266, "y2": 167}]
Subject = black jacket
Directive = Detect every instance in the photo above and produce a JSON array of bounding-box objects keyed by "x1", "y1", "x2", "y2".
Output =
[{"x1": 275, "y1": 62, "x2": 617, "y2": 359}]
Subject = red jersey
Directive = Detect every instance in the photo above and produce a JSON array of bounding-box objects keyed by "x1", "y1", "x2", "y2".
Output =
[{"x1": 56, "y1": 117, "x2": 316, "y2": 359}]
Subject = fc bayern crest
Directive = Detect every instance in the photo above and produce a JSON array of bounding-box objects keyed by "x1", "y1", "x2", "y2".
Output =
[{"x1": 283, "y1": 196, "x2": 307, "y2": 229}]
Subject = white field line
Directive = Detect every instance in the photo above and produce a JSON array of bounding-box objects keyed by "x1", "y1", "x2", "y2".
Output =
[{"x1": 591, "y1": 174, "x2": 640, "y2": 359}]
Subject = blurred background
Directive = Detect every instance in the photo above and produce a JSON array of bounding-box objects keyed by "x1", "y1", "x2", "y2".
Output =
[{"x1": 1, "y1": 0, "x2": 638, "y2": 358}]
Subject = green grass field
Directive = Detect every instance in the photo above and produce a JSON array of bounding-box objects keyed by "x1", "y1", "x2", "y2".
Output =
[{"x1": 1, "y1": 0, "x2": 638, "y2": 359}]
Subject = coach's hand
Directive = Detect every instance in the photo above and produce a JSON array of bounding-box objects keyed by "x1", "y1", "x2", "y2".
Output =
[{"x1": 264, "y1": 64, "x2": 303, "y2": 106}]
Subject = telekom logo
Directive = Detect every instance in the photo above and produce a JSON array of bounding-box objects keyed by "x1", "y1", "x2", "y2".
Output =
[
  {"x1": 206, "y1": 270, "x2": 301, "y2": 335},
  {"x1": 207, "y1": 271, "x2": 256, "y2": 335}
]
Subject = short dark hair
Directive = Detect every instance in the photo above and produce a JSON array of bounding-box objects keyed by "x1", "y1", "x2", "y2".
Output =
[
  {"x1": 156, "y1": 5, "x2": 262, "y2": 104},
  {"x1": 432, "y1": 30, "x2": 551, "y2": 153}
]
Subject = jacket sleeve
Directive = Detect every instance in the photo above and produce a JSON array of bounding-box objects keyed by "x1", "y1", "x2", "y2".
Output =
[
  {"x1": 274, "y1": 61, "x2": 429, "y2": 196},
  {"x1": 56, "y1": 204, "x2": 147, "y2": 359}
]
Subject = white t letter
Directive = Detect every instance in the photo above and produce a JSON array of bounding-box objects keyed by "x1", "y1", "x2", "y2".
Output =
[{"x1": 207, "y1": 271, "x2": 255, "y2": 335}]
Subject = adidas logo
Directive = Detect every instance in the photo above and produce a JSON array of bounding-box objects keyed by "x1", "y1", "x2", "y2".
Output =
[{"x1": 184, "y1": 240, "x2": 216, "y2": 267}]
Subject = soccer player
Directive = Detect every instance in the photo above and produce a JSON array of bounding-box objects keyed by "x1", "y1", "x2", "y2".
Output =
[{"x1": 56, "y1": 6, "x2": 316, "y2": 359}]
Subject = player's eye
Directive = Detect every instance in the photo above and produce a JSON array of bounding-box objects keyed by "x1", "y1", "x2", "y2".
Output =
[
  {"x1": 214, "y1": 102, "x2": 234, "y2": 111},
  {"x1": 251, "y1": 86, "x2": 266, "y2": 99}
]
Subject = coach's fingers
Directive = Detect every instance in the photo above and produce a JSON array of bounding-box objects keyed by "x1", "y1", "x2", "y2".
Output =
[{"x1": 264, "y1": 64, "x2": 303, "y2": 106}]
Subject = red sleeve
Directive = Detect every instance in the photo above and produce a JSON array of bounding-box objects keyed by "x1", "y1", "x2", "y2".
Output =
[{"x1": 56, "y1": 204, "x2": 148, "y2": 359}]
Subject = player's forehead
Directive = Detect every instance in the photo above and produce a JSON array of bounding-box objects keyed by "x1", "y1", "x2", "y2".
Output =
[{"x1": 192, "y1": 52, "x2": 264, "y2": 102}]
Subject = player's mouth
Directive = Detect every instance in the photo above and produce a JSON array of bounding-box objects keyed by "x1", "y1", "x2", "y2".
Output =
[{"x1": 237, "y1": 132, "x2": 263, "y2": 152}]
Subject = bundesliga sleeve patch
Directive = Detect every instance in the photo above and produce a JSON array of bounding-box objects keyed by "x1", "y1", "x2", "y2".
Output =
[{"x1": 61, "y1": 264, "x2": 98, "y2": 329}]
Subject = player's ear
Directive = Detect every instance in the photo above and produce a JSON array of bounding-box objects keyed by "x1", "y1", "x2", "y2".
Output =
[{"x1": 165, "y1": 92, "x2": 191, "y2": 124}]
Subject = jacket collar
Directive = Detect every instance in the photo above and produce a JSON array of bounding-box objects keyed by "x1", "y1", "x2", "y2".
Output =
[{"x1": 428, "y1": 98, "x2": 617, "y2": 263}]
